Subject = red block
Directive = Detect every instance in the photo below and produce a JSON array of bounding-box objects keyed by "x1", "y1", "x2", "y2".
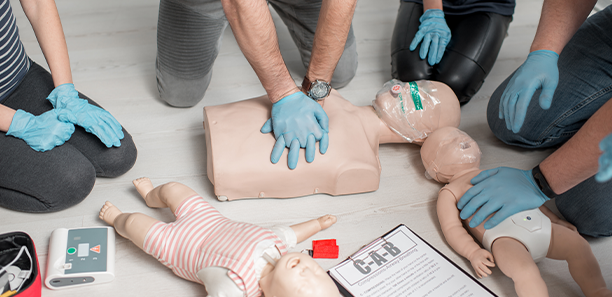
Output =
[
  {"x1": 313, "y1": 239, "x2": 336, "y2": 248},
  {"x1": 312, "y1": 239, "x2": 339, "y2": 259}
]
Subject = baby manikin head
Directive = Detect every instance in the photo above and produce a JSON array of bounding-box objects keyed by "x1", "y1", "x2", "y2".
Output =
[
  {"x1": 372, "y1": 80, "x2": 461, "y2": 143},
  {"x1": 260, "y1": 252, "x2": 340, "y2": 297},
  {"x1": 420, "y1": 126, "x2": 481, "y2": 183}
]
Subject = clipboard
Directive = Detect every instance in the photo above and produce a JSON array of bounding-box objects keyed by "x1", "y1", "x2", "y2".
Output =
[{"x1": 327, "y1": 224, "x2": 497, "y2": 297}]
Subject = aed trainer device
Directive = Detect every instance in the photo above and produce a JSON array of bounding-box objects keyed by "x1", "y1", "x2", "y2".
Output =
[{"x1": 45, "y1": 227, "x2": 115, "y2": 289}]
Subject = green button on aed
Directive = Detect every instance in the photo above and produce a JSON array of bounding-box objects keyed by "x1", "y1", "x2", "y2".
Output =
[{"x1": 67, "y1": 247, "x2": 77, "y2": 255}]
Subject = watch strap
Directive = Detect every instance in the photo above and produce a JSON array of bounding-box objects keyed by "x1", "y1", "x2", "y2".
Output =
[
  {"x1": 531, "y1": 164, "x2": 557, "y2": 199},
  {"x1": 301, "y1": 76, "x2": 312, "y2": 94},
  {"x1": 301, "y1": 76, "x2": 331, "y2": 100}
]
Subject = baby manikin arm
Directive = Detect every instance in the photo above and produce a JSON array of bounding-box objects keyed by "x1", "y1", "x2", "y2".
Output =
[
  {"x1": 437, "y1": 189, "x2": 485, "y2": 260},
  {"x1": 197, "y1": 267, "x2": 245, "y2": 297}
]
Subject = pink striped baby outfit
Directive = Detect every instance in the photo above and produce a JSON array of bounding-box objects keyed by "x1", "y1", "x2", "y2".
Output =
[{"x1": 143, "y1": 195, "x2": 288, "y2": 297}]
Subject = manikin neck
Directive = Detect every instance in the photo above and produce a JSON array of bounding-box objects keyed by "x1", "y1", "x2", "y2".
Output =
[
  {"x1": 448, "y1": 168, "x2": 481, "y2": 183},
  {"x1": 373, "y1": 107, "x2": 412, "y2": 145},
  {"x1": 259, "y1": 252, "x2": 277, "y2": 280}
]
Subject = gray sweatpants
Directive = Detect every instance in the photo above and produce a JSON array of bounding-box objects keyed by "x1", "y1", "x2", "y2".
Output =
[{"x1": 156, "y1": 0, "x2": 358, "y2": 107}]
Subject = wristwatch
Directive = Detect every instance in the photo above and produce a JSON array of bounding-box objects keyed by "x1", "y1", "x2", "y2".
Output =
[
  {"x1": 301, "y1": 76, "x2": 332, "y2": 101},
  {"x1": 531, "y1": 164, "x2": 557, "y2": 199}
]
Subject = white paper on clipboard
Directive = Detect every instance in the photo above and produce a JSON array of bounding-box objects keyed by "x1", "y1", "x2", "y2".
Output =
[{"x1": 328, "y1": 224, "x2": 497, "y2": 297}]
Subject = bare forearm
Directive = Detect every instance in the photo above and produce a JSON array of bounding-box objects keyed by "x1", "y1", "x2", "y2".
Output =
[
  {"x1": 422, "y1": 0, "x2": 443, "y2": 11},
  {"x1": 530, "y1": 0, "x2": 596, "y2": 54},
  {"x1": 540, "y1": 98, "x2": 612, "y2": 194},
  {"x1": 20, "y1": 0, "x2": 72, "y2": 87},
  {"x1": 221, "y1": 0, "x2": 298, "y2": 103},
  {"x1": 0, "y1": 104, "x2": 16, "y2": 132},
  {"x1": 306, "y1": 0, "x2": 356, "y2": 82}
]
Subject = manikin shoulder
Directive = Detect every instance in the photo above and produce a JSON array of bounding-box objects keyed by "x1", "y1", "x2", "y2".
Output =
[{"x1": 440, "y1": 170, "x2": 482, "y2": 203}]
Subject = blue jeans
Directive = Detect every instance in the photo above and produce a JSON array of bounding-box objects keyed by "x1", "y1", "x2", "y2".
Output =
[{"x1": 486, "y1": 6, "x2": 612, "y2": 237}]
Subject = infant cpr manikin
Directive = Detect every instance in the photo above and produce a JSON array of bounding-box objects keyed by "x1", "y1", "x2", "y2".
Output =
[
  {"x1": 203, "y1": 80, "x2": 460, "y2": 201},
  {"x1": 420, "y1": 126, "x2": 612, "y2": 297}
]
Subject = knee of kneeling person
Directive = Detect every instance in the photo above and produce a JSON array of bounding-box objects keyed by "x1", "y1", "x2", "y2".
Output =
[
  {"x1": 331, "y1": 66, "x2": 357, "y2": 89},
  {"x1": 484, "y1": 96, "x2": 546, "y2": 149},
  {"x1": 331, "y1": 55, "x2": 358, "y2": 90},
  {"x1": 96, "y1": 136, "x2": 138, "y2": 178},
  {"x1": 575, "y1": 220, "x2": 612, "y2": 238},
  {"x1": 45, "y1": 167, "x2": 96, "y2": 212},
  {"x1": 391, "y1": 53, "x2": 431, "y2": 83},
  {"x1": 156, "y1": 70, "x2": 212, "y2": 108},
  {"x1": 437, "y1": 74, "x2": 483, "y2": 105}
]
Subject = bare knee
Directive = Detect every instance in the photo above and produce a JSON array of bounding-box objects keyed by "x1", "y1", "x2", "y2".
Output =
[
  {"x1": 157, "y1": 182, "x2": 188, "y2": 197},
  {"x1": 123, "y1": 213, "x2": 142, "y2": 229},
  {"x1": 156, "y1": 182, "x2": 198, "y2": 201}
]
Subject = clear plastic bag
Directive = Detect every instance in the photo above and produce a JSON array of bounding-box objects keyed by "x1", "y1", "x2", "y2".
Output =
[
  {"x1": 422, "y1": 128, "x2": 481, "y2": 181},
  {"x1": 372, "y1": 79, "x2": 458, "y2": 142}
]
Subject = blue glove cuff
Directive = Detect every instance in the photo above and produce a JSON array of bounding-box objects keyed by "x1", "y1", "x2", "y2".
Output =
[
  {"x1": 527, "y1": 50, "x2": 559, "y2": 61},
  {"x1": 6, "y1": 109, "x2": 32, "y2": 138},
  {"x1": 47, "y1": 83, "x2": 79, "y2": 108},
  {"x1": 273, "y1": 91, "x2": 303, "y2": 106},
  {"x1": 420, "y1": 9, "x2": 445, "y2": 22}
]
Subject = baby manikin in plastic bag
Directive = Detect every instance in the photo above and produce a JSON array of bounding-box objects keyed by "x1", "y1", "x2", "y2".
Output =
[{"x1": 372, "y1": 79, "x2": 461, "y2": 143}]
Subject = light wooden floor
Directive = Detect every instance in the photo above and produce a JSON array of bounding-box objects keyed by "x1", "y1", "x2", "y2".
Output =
[{"x1": 1, "y1": 0, "x2": 611, "y2": 296}]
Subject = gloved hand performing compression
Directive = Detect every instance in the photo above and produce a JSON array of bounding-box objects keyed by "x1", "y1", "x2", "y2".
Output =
[
  {"x1": 457, "y1": 167, "x2": 550, "y2": 229},
  {"x1": 7, "y1": 109, "x2": 75, "y2": 152},
  {"x1": 499, "y1": 50, "x2": 559, "y2": 133},
  {"x1": 47, "y1": 83, "x2": 124, "y2": 148},
  {"x1": 409, "y1": 9, "x2": 451, "y2": 66},
  {"x1": 260, "y1": 91, "x2": 329, "y2": 170}
]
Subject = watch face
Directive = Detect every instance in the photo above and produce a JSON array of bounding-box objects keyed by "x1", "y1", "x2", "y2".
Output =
[{"x1": 311, "y1": 81, "x2": 330, "y2": 100}]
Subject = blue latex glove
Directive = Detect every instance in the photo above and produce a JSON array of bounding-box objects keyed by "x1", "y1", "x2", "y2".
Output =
[
  {"x1": 260, "y1": 91, "x2": 329, "y2": 170},
  {"x1": 499, "y1": 50, "x2": 559, "y2": 133},
  {"x1": 596, "y1": 133, "x2": 612, "y2": 182},
  {"x1": 47, "y1": 83, "x2": 124, "y2": 148},
  {"x1": 457, "y1": 167, "x2": 549, "y2": 229},
  {"x1": 6, "y1": 109, "x2": 75, "y2": 152},
  {"x1": 409, "y1": 9, "x2": 451, "y2": 66}
]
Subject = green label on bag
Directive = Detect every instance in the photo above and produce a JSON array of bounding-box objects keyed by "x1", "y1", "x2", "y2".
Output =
[{"x1": 408, "y1": 82, "x2": 423, "y2": 110}]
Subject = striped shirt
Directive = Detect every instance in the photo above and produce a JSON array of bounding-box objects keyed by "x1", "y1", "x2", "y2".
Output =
[
  {"x1": 0, "y1": 0, "x2": 29, "y2": 102},
  {"x1": 143, "y1": 196, "x2": 288, "y2": 297}
]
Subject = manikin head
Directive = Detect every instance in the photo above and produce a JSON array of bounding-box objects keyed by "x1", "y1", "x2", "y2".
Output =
[
  {"x1": 259, "y1": 252, "x2": 340, "y2": 297},
  {"x1": 372, "y1": 80, "x2": 461, "y2": 143},
  {"x1": 420, "y1": 126, "x2": 481, "y2": 183}
]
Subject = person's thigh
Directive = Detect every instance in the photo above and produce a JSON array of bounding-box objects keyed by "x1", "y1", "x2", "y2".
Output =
[
  {"x1": 269, "y1": 0, "x2": 358, "y2": 88},
  {"x1": 0, "y1": 63, "x2": 97, "y2": 212},
  {"x1": 487, "y1": 6, "x2": 612, "y2": 148},
  {"x1": 156, "y1": 0, "x2": 228, "y2": 107},
  {"x1": 0, "y1": 135, "x2": 96, "y2": 212},
  {"x1": 390, "y1": 1, "x2": 433, "y2": 82},
  {"x1": 5, "y1": 62, "x2": 137, "y2": 178},
  {"x1": 436, "y1": 12, "x2": 511, "y2": 104},
  {"x1": 555, "y1": 177, "x2": 612, "y2": 237}
]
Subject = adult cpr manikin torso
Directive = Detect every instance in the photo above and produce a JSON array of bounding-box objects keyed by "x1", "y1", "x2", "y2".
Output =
[{"x1": 203, "y1": 81, "x2": 460, "y2": 201}]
